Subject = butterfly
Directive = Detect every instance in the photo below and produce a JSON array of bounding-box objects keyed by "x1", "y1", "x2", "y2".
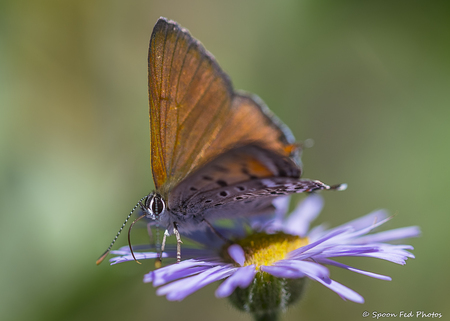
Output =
[{"x1": 96, "y1": 17, "x2": 346, "y2": 265}]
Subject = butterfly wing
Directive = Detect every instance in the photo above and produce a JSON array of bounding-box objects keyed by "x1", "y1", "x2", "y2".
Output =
[
  {"x1": 168, "y1": 144, "x2": 299, "y2": 208},
  {"x1": 149, "y1": 18, "x2": 299, "y2": 197},
  {"x1": 175, "y1": 176, "x2": 333, "y2": 231}
]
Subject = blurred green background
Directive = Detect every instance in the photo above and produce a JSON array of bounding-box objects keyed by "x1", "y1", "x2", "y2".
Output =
[{"x1": 1, "y1": 1, "x2": 449, "y2": 320}]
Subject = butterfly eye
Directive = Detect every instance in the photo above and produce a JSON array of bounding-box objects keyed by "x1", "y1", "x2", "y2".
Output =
[{"x1": 149, "y1": 194, "x2": 166, "y2": 218}]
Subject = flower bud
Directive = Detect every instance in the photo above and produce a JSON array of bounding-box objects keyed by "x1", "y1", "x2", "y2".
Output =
[{"x1": 228, "y1": 272, "x2": 308, "y2": 321}]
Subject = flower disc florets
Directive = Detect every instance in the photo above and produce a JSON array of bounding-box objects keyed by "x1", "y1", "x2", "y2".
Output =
[{"x1": 224, "y1": 232, "x2": 309, "y2": 268}]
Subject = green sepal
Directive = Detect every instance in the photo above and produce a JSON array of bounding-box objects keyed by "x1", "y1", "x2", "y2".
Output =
[{"x1": 228, "y1": 272, "x2": 308, "y2": 321}]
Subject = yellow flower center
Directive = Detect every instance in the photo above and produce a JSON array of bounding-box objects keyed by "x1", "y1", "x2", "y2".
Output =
[{"x1": 224, "y1": 232, "x2": 309, "y2": 268}]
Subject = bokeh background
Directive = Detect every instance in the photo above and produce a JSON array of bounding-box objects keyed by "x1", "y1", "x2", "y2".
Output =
[{"x1": 2, "y1": 1, "x2": 449, "y2": 320}]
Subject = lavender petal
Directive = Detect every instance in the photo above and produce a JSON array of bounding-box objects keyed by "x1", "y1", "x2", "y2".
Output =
[
  {"x1": 260, "y1": 265, "x2": 306, "y2": 278},
  {"x1": 288, "y1": 227, "x2": 353, "y2": 258},
  {"x1": 307, "y1": 223, "x2": 329, "y2": 241},
  {"x1": 274, "y1": 259, "x2": 330, "y2": 279},
  {"x1": 157, "y1": 265, "x2": 235, "y2": 301},
  {"x1": 283, "y1": 194, "x2": 324, "y2": 237},
  {"x1": 109, "y1": 251, "x2": 170, "y2": 265},
  {"x1": 316, "y1": 258, "x2": 392, "y2": 280},
  {"x1": 146, "y1": 266, "x2": 213, "y2": 285},
  {"x1": 307, "y1": 274, "x2": 365, "y2": 303},
  {"x1": 228, "y1": 244, "x2": 246, "y2": 266},
  {"x1": 215, "y1": 265, "x2": 256, "y2": 298},
  {"x1": 331, "y1": 209, "x2": 389, "y2": 232},
  {"x1": 149, "y1": 259, "x2": 221, "y2": 286},
  {"x1": 351, "y1": 226, "x2": 421, "y2": 244}
]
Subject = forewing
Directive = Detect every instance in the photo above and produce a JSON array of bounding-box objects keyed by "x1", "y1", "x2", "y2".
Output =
[{"x1": 149, "y1": 18, "x2": 298, "y2": 197}]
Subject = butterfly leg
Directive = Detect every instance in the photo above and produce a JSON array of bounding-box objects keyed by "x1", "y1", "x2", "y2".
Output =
[
  {"x1": 159, "y1": 228, "x2": 170, "y2": 263},
  {"x1": 173, "y1": 222, "x2": 183, "y2": 263},
  {"x1": 203, "y1": 219, "x2": 231, "y2": 243}
]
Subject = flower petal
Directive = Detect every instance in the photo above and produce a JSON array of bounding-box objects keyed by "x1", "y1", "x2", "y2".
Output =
[
  {"x1": 355, "y1": 251, "x2": 412, "y2": 265},
  {"x1": 215, "y1": 265, "x2": 257, "y2": 298},
  {"x1": 149, "y1": 259, "x2": 220, "y2": 286},
  {"x1": 274, "y1": 260, "x2": 330, "y2": 279},
  {"x1": 157, "y1": 265, "x2": 235, "y2": 301},
  {"x1": 316, "y1": 258, "x2": 392, "y2": 281},
  {"x1": 283, "y1": 194, "x2": 324, "y2": 236},
  {"x1": 325, "y1": 217, "x2": 392, "y2": 244},
  {"x1": 307, "y1": 274, "x2": 364, "y2": 303},
  {"x1": 351, "y1": 226, "x2": 421, "y2": 244},
  {"x1": 270, "y1": 196, "x2": 292, "y2": 228},
  {"x1": 307, "y1": 223, "x2": 329, "y2": 241},
  {"x1": 260, "y1": 266, "x2": 306, "y2": 278},
  {"x1": 311, "y1": 244, "x2": 380, "y2": 258},
  {"x1": 145, "y1": 266, "x2": 210, "y2": 285},
  {"x1": 288, "y1": 227, "x2": 353, "y2": 258},
  {"x1": 332, "y1": 209, "x2": 389, "y2": 231},
  {"x1": 228, "y1": 244, "x2": 246, "y2": 266},
  {"x1": 109, "y1": 251, "x2": 169, "y2": 265}
]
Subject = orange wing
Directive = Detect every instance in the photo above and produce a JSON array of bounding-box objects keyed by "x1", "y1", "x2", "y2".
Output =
[{"x1": 149, "y1": 18, "x2": 299, "y2": 197}]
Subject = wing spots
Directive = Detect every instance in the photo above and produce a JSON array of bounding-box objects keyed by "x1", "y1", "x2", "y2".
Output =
[
  {"x1": 190, "y1": 186, "x2": 198, "y2": 191},
  {"x1": 216, "y1": 180, "x2": 227, "y2": 187},
  {"x1": 214, "y1": 203, "x2": 223, "y2": 207},
  {"x1": 236, "y1": 186, "x2": 245, "y2": 191},
  {"x1": 235, "y1": 196, "x2": 244, "y2": 200},
  {"x1": 219, "y1": 191, "x2": 228, "y2": 197},
  {"x1": 204, "y1": 199, "x2": 212, "y2": 204},
  {"x1": 202, "y1": 175, "x2": 213, "y2": 181}
]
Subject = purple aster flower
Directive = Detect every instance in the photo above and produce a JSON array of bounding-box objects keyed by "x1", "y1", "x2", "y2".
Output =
[{"x1": 110, "y1": 194, "x2": 420, "y2": 309}]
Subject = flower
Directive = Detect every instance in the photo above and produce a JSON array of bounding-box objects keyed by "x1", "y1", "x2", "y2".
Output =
[{"x1": 110, "y1": 194, "x2": 420, "y2": 304}]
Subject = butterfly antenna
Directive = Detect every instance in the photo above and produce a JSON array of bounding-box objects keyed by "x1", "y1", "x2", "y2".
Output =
[
  {"x1": 329, "y1": 183, "x2": 348, "y2": 191},
  {"x1": 96, "y1": 196, "x2": 147, "y2": 265},
  {"x1": 128, "y1": 214, "x2": 146, "y2": 264}
]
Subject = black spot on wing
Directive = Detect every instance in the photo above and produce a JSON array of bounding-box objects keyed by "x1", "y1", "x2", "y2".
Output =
[{"x1": 216, "y1": 180, "x2": 227, "y2": 187}]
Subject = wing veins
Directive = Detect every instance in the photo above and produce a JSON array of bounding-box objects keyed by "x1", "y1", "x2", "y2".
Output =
[
  {"x1": 151, "y1": 25, "x2": 170, "y2": 180},
  {"x1": 173, "y1": 93, "x2": 227, "y2": 177},
  {"x1": 169, "y1": 72, "x2": 219, "y2": 175},
  {"x1": 169, "y1": 41, "x2": 197, "y2": 172},
  {"x1": 168, "y1": 49, "x2": 207, "y2": 173},
  {"x1": 164, "y1": 31, "x2": 181, "y2": 164}
]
